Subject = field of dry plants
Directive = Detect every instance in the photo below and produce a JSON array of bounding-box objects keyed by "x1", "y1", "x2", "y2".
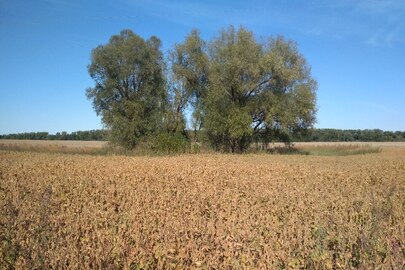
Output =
[
  {"x1": 0, "y1": 140, "x2": 106, "y2": 155},
  {"x1": 1, "y1": 145, "x2": 404, "y2": 269}
]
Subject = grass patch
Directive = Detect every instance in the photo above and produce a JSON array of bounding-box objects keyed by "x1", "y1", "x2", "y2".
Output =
[
  {"x1": 298, "y1": 144, "x2": 381, "y2": 156},
  {"x1": 266, "y1": 146, "x2": 309, "y2": 155},
  {"x1": 248, "y1": 143, "x2": 382, "y2": 156}
]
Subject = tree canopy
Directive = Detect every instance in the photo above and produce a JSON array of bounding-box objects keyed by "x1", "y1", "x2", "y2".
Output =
[
  {"x1": 86, "y1": 26, "x2": 318, "y2": 152},
  {"x1": 171, "y1": 26, "x2": 317, "y2": 152},
  {"x1": 86, "y1": 30, "x2": 166, "y2": 149}
]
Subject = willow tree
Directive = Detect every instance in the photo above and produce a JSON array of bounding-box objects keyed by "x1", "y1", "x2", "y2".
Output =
[
  {"x1": 86, "y1": 30, "x2": 166, "y2": 149},
  {"x1": 173, "y1": 26, "x2": 317, "y2": 153}
]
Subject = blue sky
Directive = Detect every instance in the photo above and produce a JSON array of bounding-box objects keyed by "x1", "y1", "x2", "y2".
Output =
[{"x1": 0, "y1": 0, "x2": 404, "y2": 134}]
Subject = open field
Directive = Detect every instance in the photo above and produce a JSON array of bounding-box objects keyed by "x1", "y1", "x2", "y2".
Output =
[
  {"x1": 1, "y1": 145, "x2": 404, "y2": 269},
  {"x1": 0, "y1": 139, "x2": 107, "y2": 155},
  {"x1": 0, "y1": 139, "x2": 106, "y2": 148}
]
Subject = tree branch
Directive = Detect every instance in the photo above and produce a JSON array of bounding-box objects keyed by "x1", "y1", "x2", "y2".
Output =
[{"x1": 245, "y1": 79, "x2": 270, "y2": 99}]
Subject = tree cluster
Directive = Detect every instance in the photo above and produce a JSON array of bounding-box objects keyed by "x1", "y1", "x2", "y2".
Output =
[{"x1": 86, "y1": 27, "x2": 317, "y2": 153}]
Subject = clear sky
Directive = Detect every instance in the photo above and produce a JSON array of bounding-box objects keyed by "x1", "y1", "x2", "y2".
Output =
[{"x1": 0, "y1": 0, "x2": 404, "y2": 134}]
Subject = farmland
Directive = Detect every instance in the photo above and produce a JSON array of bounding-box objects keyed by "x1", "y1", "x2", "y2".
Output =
[{"x1": 1, "y1": 143, "x2": 404, "y2": 269}]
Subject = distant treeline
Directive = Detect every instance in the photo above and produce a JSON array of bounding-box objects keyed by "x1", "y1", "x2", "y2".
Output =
[
  {"x1": 294, "y1": 128, "x2": 405, "y2": 142},
  {"x1": 1, "y1": 128, "x2": 404, "y2": 142},
  {"x1": 0, "y1": 130, "x2": 107, "y2": 141}
]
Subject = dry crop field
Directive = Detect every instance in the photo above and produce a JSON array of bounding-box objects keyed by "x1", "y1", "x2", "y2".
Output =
[
  {"x1": 0, "y1": 145, "x2": 404, "y2": 269},
  {"x1": 0, "y1": 140, "x2": 106, "y2": 155}
]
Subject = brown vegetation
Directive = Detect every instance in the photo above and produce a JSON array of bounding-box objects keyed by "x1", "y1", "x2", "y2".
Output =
[{"x1": 1, "y1": 147, "x2": 404, "y2": 269}]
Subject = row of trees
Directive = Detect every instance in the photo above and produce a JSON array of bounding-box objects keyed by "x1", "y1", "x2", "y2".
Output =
[
  {"x1": 0, "y1": 129, "x2": 405, "y2": 142},
  {"x1": 86, "y1": 26, "x2": 317, "y2": 152},
  {"x1": 294, "y1": 128, "x2": 405, "y2": 142},
  {"x1": 1, "y1": 128, "x2": 404, "y2": 142},
  {"x1": 0, "y1": 130, "x2": 106, "y2": 141}
]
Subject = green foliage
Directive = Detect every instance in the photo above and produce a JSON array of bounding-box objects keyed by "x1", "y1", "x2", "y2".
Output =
[
  {"x1": 173, "y1": 26, "x2": 317, "y2": 152},
  {"x1": 149, "y1": 133, "x2": 190, "y2": 154},
  {"x1": 84, "y1": 27, "x2": 319, "y2": 153},
  {"x1": 86, "y1": 29, "x2": 166, "y2": 149},
  {"x1": 205, "y1": 105, "x2": 253, "y2": 153}
]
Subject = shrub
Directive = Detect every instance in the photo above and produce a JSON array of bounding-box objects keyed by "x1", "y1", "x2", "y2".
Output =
[{"x1": 151, "y1": 133, "x2": 190, "y2": 154}]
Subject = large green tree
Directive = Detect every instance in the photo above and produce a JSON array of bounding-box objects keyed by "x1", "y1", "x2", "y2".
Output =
[
  {"x1": 86, "y1": 30, "x2": 166, "y2": 149},
  {"x1": 173, "y1": 26, "x2": 317, "y2": 152}
]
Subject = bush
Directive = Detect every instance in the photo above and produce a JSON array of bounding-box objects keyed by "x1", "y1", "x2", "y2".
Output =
[{"x1": 151, "y1": 133, "x2": 190, "y2": 154}]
